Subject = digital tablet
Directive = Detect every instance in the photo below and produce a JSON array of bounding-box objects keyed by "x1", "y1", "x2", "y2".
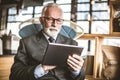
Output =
[{"x1": 42, "y1": 43, "x2": 84, "y2": 66}]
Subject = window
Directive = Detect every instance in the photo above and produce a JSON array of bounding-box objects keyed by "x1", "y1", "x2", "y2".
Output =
[
  {"x1": 76, "y1": 0, "x2": 110, "y2": 54},
  {"x1": 7, "y1": 0, "x2": 119, "y2": 56},
  {"x1": 7, "y1": 7, "x2": 34, "y2": 37},
  {"x1": 7, "y1": 1, "x2": 72, "y2": 37},
  {"x1": 77, "y1": 0, "x2": 110, "y2": 34}
]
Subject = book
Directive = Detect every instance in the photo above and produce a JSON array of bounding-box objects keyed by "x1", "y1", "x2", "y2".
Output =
[{"x1": 42, "y1": 43, "x2": 84, "y2": 66}]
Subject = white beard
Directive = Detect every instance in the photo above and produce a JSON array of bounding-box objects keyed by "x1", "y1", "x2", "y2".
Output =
[{"x1": 44, "y1": 27, "x2": 61, "y2": 37}]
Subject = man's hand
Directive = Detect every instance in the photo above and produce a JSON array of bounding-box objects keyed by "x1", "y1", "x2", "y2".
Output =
[
  {"x1": 42, "y1": 65, "x2": 56, "y2": 71},
  {"x1": 67, "y1": 54, "x2": 84, "y2": 71}
]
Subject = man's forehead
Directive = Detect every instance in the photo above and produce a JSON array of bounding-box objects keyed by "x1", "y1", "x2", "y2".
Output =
[
  {"x1": 45, "y1": 7, "x2": 63, "y2": 18},
  {"x1": 46, "y1": 7, "x2": 62, "y2": 13}
]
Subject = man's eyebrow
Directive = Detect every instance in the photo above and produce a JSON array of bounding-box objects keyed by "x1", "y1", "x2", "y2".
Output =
[{"x1": 44, "y1": 17, "x2": 63, "y2": 20}]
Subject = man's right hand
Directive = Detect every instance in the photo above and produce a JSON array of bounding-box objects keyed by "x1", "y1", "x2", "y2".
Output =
[{"x1": 42, "y1": 65, "x2": 56, "y2": 71}]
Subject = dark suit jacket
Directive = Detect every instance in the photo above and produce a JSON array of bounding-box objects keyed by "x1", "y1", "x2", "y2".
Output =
[{"x1": 9, "y1": 30, "x2": 85, "y2": 80}]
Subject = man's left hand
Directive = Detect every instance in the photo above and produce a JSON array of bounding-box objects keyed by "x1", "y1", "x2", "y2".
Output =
[{"x1": 67, "y1": 54, "x2": 84, "y2": 71}]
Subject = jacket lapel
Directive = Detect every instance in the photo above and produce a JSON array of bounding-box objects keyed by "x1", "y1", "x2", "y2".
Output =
[
  {"x1": 56, "y1": 34, "x2": 67, "y2": 44},
  {"x1": 36, "y1": 30, "x2": 49, "y2": 51}
]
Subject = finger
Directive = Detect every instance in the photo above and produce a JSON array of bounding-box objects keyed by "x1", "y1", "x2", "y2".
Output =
[
  {"x1": 42, "y1": 65, "x2": 56, "y2": 71},
  {"x1": 67, "y1": 57, "x2": 79, "y2": 70},
  {"x1": 67, "y1": 56, "x2": 82, "y2": 71},
  {"x1": 72, "y1": 54, "x2": 84, "y2": 63},
  {"x1": 68, "y1": 55, "x2": 84, "y2": 66},
  {"x1": 67, "y1": 58, "x2": 82, "y2": 71},
  {"x1": 68, "y1": 55, "x2": 80, "y2": 65}
]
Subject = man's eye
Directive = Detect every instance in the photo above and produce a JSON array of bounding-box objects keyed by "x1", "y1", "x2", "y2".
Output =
[
  {"x1": 47, "y1": 18, "x2": 53, "y2": 21},
  {"x1": 57, "y1": 19, "x2": 62, "y2": 22}
]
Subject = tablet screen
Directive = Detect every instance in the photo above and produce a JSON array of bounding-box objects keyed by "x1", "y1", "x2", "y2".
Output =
[{"x1": 42, "y1": 43, "x2": 84, "y2": 66}]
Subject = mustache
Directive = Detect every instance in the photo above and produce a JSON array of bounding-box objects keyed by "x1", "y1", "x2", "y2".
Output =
[
  {"x1": 43, "y1": 26, "x2": 60, "y2": 37},
  {"x1": 49, "y1": 26, "x2": 60, "y2": 31}
]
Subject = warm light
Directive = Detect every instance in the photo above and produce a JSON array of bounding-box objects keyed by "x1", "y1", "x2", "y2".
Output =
[
  {"x1": 91, "y1": 0, "x2": 95, "y2": 5},
  {"x1": 87, "y1": 13, "x2": 93, "y2": 21},
  {"x1": 107, "y1": 6, "x2": 110, "y2": 13},
  {"x1": 88, "y1": 14, "x2": 90, "y2": 21}
]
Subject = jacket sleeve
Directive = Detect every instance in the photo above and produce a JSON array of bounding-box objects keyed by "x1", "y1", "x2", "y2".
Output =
[
  {"x1": 75, "y1": 68, "x2": 85, "y2": 80},
  {"x1": 9, "y1": 39, "x2": 36, "y2": 80},
  {"x1": 71, "y1": 40, "x2": 85, "y2": 80}
]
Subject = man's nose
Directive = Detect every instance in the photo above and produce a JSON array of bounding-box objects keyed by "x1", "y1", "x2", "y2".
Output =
[{"x1": 51, "y1": 19, "x2": 57, "y2": 27}]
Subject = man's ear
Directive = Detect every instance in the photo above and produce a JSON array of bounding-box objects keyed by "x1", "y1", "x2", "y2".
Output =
[{"x1": 39, "y1": 17, "x2": 44, "y2": 24}]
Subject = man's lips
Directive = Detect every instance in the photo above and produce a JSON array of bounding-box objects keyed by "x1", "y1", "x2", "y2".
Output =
[{"x1": 50, "y1": 28, "x2": 58, "y2": 31}]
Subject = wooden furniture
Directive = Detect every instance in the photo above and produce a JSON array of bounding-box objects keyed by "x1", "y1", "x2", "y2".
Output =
[
  {"x1": 0, "y1": 55, "x2": 14, "y2": 80},
  {"x1": 102, "y1": 45, "x2": 120, "y2": 79},
  {"x1": 109, "y1": 0, "x2": 120, "y2": 34},
  {"x1": 85, "y1": 75, "x2": 102, "y2": 80},
  {"x1": 80, "y1": 34, "x2": 120, "y2": 79}
]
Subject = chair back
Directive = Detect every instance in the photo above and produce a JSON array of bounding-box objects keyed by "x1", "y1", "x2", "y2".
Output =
[{"x1": 19, "y1": 17, "x2": 84, "y2": 40}]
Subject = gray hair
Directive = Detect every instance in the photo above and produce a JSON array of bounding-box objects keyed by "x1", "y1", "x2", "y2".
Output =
[{"x1": 41, "y1": 3, "x2": 62, "y2": 16}]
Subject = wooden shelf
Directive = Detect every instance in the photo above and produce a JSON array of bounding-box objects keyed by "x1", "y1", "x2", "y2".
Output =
[
  {"x1": 79, "y1": 34, "x2": 120, "y2": 40},
  {"x1": 85, "y1": 75, "x2": 102, "y2": 80}
]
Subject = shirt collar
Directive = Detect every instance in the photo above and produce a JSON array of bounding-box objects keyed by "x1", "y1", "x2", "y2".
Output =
[{"x1": 42, "y1": 31, "x2": 57, "y2": 40}]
